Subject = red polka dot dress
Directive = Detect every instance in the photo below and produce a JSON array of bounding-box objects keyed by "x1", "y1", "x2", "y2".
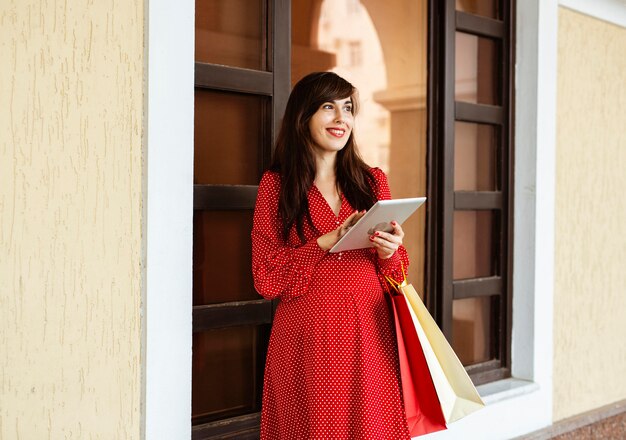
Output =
[{"x1": 251, "y1": 168, "x2": 411, "y2": 440}]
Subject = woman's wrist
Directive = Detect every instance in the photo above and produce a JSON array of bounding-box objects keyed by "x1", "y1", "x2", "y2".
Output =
[
  {"x1": 376, "y1": 249, "x2": 401, "y2": 270},
  {"x1": 377, "y1": 251, "x2": 394, "y2": 260}
]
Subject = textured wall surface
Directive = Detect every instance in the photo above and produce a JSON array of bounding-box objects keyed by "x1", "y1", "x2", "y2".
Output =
[
  {"x1": 554, "y1": 8, "x2": 626, "y2": 421},
  {"x1": 0, "y1": 1, "x2": 144, "y2": 438}
]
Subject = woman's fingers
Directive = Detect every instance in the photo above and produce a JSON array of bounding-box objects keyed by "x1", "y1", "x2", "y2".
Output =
[
  {"x1": 372, "y1": 231, "x2": 400, "y2": 244},
  {"x1": 339, "y1": 210, "x2": 365, "y2": 236},
  {"x1": 370, "y1": 236, "x2": 399, "y2": 251},
  {"x1": 344, "y1": 210, "x2": 358, "y2": 221},
  {"x1": 390, "y1": 220, "x2": 404, "y2": 237},
  {"x1": 369, "y1": 220, "x2": 404, "y2": 258},
  {"x1": 343, "y1": 210, "x2": 365, "y2": 228},
  {"x1": 372, "y1": 223, "x2": 404, "y2": 243},
  {"x1": 318, "y1": 210, "x2": 368, "y2": 250},
  {"x1": 369, "y1": 238, "x2": 398, "y2": 259},
  {"x1": 351, "y1": 211, "x2": 366, "y2": 226}
]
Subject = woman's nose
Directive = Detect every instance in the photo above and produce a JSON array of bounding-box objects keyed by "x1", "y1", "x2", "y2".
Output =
[{"x1": 334, "y1": 110, "x2": 344, "y2": 124}]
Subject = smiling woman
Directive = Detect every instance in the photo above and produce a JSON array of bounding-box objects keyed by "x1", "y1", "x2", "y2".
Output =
[{"x1": 251, "y1": 71, "x2": 418, "y2": 438}]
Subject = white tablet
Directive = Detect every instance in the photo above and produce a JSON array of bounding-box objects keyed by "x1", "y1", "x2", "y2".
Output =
[{"x1": 329, "y1": 197, "x2": 426, "y2": 253}]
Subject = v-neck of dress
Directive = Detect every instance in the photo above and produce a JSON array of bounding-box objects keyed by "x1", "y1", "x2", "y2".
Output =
[{"x1": 312, "y1": 184, "x2": 344, "y2": 219}]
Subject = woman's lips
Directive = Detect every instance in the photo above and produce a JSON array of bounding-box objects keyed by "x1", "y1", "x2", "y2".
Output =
[{"x1": 327, "y1": 128, "x2": 346, "y2": 138}]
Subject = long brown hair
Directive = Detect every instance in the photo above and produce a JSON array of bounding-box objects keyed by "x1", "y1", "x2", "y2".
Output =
[{"x1": 270, "y1": 72, "x2": 377, "y2": 243}]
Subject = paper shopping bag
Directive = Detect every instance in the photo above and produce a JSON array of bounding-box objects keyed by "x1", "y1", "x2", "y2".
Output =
[
  {"x1": 390, "y1": 292, "x2": 447, "y2": 436},
  {"x1": 396, "y1": 281, "x2": 485, "y2": 423}
]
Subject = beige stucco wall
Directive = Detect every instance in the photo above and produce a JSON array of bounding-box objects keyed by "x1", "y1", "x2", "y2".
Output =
[
  {"x1": 0, "y1": 1, "x2": 145, "y2": 438},
  {"x1": 554, "y1": 7, "x2": 626, "y2": 421}
]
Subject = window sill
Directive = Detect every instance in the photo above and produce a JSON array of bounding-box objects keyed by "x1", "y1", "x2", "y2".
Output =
[{"x1": 477, "y1": 378, "x2": 540, "y2": 405}]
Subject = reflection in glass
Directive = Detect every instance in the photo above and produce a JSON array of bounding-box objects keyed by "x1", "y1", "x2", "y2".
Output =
[
  {"x1": 192, "y1": 325, "x2": 266, "y2": 424},
  {"x1": 195, "y1": 0, "x2": 265, "y2": 69},
  {"x1": 454, "y1": 122, "x2": 497, "y2": 191},
  {"x1": 452, "y1": 296, "x2": 494, "y2": 365},
  {"x1": 193, "y1": 210, "x2": 257, "y2": 305},
  {"x1": 455, "y1": 0, "x2": 501, "y2": 20},
  {"x1": 194, "y1": 89, "x2": 266, "y2": 185},
  {"x1": 453, "y1": 210, "x2": 494, "y2": 280},
  {"x1": 455, "y1": 32, "x2": 499, "y2": 105}
]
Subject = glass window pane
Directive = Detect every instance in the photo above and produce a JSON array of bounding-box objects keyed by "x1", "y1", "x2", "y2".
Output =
[
  {"x1": 194, "y1": 89, "x2": 266, "y2": 185},
  {"x1": 195, "y1": 0, "x2": 266, "y2": 70},
  {"x1": 294, "y1": 0, "x2": 428, "y2": 293},
  {"x1": 455, "y1": 0, "x2": 501, "y2": 20},
  {"x1": 455, "y1": 32, "x2": 499, "y2": 105},
  {"x1": 453, "y1": 210, "x2": 494, "y2": 280},
  {"x1": 192, "y1": 325, "x2": 268, "y2": 424},
  {"x1": 454, "y1": 122, "x2": 497, "y2": 191},
  {"x1": 452, "y1": 297, "x2": 494, "y2": 365},
  {"x1": 193, "y1": 210, "x2": 258, "y2": 305}
]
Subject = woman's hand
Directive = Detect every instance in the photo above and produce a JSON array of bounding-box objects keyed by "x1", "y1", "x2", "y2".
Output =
[
  {"x1": 370, "y1": 221, "x2": 404, "y2": 259},
  {"x1": 317, "y1": 210, "x2": 366, "y2": 251}
]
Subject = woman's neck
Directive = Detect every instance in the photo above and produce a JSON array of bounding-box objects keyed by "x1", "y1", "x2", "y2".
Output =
[{"x1": 314, "y1": 151, "x2": 337, "y2": 183}]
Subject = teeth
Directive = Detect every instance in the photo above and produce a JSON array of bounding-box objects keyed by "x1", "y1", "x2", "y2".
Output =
[{"x1": 329, "y1": 129, "x2": 344, "y2": 136}]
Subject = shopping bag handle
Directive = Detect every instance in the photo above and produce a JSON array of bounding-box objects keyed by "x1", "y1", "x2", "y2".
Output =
[{"x1": 384, "y1": 261, "x2": 408, "y2": 291}]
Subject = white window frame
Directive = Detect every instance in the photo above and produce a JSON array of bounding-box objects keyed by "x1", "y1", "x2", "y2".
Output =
[{"x1": 142, "y1": 0, "x2": 568, "y2": 437}]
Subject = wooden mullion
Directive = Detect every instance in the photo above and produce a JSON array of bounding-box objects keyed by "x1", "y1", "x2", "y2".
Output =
[
  {"x1": 456, "y1": 11, "x2": 504, "y2": 39},
  {"x1": 259, "y1": 0, "x2": 273, "y2": 211},
  {"x1": 253, "y1": 324, "x2": 271, "y2": 420},
  {"x1": 261, "y1": 0, "x2": 269, "y2": 71},
  {"x1": 491, "y1": 0, "x2": 513, "y2": 374},
  {"x1": 454, "y1": 191, "x2": 502, "y2": 210},
  {"x1": 269, "y1": 0, "x2": 291, "y2": 324},
  {"x1": 455, "y1": 101, "x2": 504, "y2": 125},
  {"x1": 195, "y1": 63, "x2": 273, "y2": 95},
  {"x1": 439, "y1": 0, "x2": 457, "y2": 340},
  {"x1": 499, "y1": 0, "x2": 514, "y2": 375},
  {"x1": 193, "y1": 299, "x2": 273, "y2": 332},
  {"x1": 260, "y1": 95, "x2": 272, "y2": 183},
  {"x1": 426, "y1": 0, "x2": 443, "y2": 322},
  {"x1": 194, "y1": 185, "x2": 258, "y2": 211},
  {"x1": 453, "y1": 276, "x2": 502, "y2": 299},
  {"x1": 271, "y1": 0, "x2": 291, "y2": 153},
  {"x1": 490, "y1": 293, "x2": 500, "y2": 361}
]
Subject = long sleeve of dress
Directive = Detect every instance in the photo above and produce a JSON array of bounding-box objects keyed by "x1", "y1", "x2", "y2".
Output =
[
  {"x1": 370, "y1": 167, "x2": 410, "y2": 284},
  {"x1": 251, "y1": 171, "x2": 328, "y2": 302}
]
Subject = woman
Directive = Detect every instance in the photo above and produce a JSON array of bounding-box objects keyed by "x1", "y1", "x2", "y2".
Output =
[{"x1": 251, "y1": 72, "x2": 410, "y2": 439}]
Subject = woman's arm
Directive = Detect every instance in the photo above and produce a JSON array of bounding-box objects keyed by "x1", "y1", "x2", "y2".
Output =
[{"x1": 251, "y1": 172, "x2": 327, "y2": 303}]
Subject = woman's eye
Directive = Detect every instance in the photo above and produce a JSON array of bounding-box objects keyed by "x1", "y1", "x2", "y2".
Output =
[
  {"x1": 323, "y1": 104, "x2": 333, "y2": 109},
  {"x1": 344, "y1": 106, "x2": 353, "y2": 112}
]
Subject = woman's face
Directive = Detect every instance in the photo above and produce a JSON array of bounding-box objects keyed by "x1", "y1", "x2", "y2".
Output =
[{"x1": 308, "y1": 97, "x2": 354, "y2": 155}]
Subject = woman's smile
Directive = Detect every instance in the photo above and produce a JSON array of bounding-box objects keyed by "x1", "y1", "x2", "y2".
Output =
[{"x1": 326, "y1": 127, "x2": 346, "y2": 138}]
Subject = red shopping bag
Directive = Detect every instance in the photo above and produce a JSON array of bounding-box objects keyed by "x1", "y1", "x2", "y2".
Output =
[{"x1": 391, "y1": 292, "x2": 447, "y2": 437}]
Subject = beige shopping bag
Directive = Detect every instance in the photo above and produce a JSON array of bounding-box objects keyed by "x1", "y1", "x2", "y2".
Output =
[{"x1": 386, "y1": 273, "x2": 485, "y2": 424}]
